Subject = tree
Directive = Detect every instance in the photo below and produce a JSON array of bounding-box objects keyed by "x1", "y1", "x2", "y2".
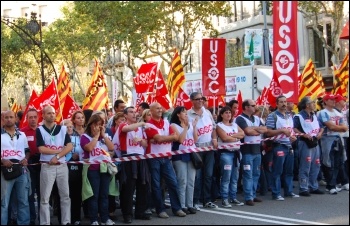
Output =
[{"x1": 298, "y1": 1, "x2": 345, "y2": 65}]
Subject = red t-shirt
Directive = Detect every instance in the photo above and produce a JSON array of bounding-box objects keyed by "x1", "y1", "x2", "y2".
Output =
[
  {"x1": 21, "y1": 126, "x2": 39, "y2": 157},
  {"x1": 144, "y1": 118, "x2": 174, "y2": 154}
]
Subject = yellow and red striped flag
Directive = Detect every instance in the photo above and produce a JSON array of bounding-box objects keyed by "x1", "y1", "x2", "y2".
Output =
[
  {"x1": 82, "y1": 59, "x2": 109, "y2": 111},
  {"x1": 11, "y1": 103, "x2": 21, "y2": 114},
  {"x1": 167, "y1": 50, "x2": 186, "y2": 106},
  {"x1": 299, "y1": 58, "x2": 323, "y2": 101},
  {"x1": 57, "y1": 64, "x2": 73, "y2": 121},
  {"x1": 332, "y1": 53, "x2": 349, "y2": 97}
]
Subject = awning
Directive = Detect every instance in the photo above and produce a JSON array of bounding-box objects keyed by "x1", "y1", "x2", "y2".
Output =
[{"x1": 340, "y1": 21, "x2": 349, "y2": 39}]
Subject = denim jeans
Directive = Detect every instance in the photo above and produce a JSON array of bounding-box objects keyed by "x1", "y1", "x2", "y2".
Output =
[
  {"x1": 28, "y1": 163, "x2": 40, "y2": 223},
  {"x1": 1, "y1": 170, "x2": 30, "y2": 225},
  {"x1": 219, "y1": 152, "x2": 240, "y2": 200},
  {"x1": 148, "y1": 158, "x2": 182, "y2": 214},
  {"x1": 193, "y1": 151, "x2": 215, "y2": 204},
  {"x1": 241, "y1": 153, "x2": 261, "y2": 201},
  {"x1": 87, "y1": 170, "x2": 111, "y2": 224},
  {"x1": 172, "y1": 160, "x2": 196, "y2": 208},
  {"x1": 298, "y1": 140, "x2": 321, "y2": 192},
  {"x1": 271, "y1": 144, "x2": 294, "y2": 198}
]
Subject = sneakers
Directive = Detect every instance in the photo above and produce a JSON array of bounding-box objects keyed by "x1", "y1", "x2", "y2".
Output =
[
  {"x1": 181, "y1": 208, "x2": 190, "y2": 214},
  {"x1": 286, "y1": 193, "x2": 300, "y2": 198},
  {"x1": 299, "y1": 191, "x2": 311, "y2": 196},
  {"x1": 187, "y1": 207, "x2": 197, "y2": 214},
  {"x1": 91, "y1": 222, "x2": 99, "y2": 225},
  {"x1": 229, "y1": 198, "x2": 244, "y2": 206},
  {"x1": 204, "y1": 202, "x2": 218, "y2": 208},
  {"x1": 101, "y1": 219, "x2": 116, "y2": 225},
  {"x1": 175, "y1": 209, "x2": 186, "y2": 217},
  {"x1": 310, "y1": 189, "x2": 325, "y2": 195},
  {"x1": 341, "y1": 183, "x2": 349, "y2": 191},
  {"x1": 222, "y1": 199, "x2": 232, "y2": 208},
  {"x1": 74, "y1": 221, "x2": 81, "y2": 225},
  {"x1": 326, "y1": 187, "x2": 342, "y2": 193},
  {"x1": 158, "y1": 211, "x2": 169, "y2": 218},
  {"x1": 329, "y1": 188, "x2": 338, "y2": 194},
  {"x1": 274, "y1": 196, "x2": 285, "y2": 201},
  {"x1": 194, "y1": 204, "x2": 201, "y2": 211}
]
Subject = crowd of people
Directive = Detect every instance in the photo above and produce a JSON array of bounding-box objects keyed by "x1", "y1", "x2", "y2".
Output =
[{"x1": 1, "y1": 92, "x2": 349, "y2": 225}]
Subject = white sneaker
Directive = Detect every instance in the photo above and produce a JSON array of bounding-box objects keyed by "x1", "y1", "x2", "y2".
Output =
[
  {"x1": 194, "y1": 204, "x2": 201, "y2": 211},
  {"x1": 101, "y1": 219, "x2": 115, "y2": 225},
  {"x1": 341, "y1": 183, "x2": 349, "y2": 191},
  {"x1": 326, "y1": 187, "x2": 342, "y2": 192},
  {"x1": 275, "y1": 196, "x2": 285, "y2": 201},
  {"x1": 91, "y1": 222, "x2": 99, "y2": 225},
  {"x1": 329, "y1": 188, "x2": 338, "y2": 194}
]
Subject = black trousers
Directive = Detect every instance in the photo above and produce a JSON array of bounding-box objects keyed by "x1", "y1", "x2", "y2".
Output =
[{"x1": 120, "y1": 161, "x2": 149, "y2": 218}]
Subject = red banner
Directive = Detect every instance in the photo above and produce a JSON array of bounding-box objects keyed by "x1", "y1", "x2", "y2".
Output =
[
  {"x1": 175, "y1": 88, "x2": 192, "y2": 110},
  {"x1": 62, "y1": 95, "x2": 81, "y2": 120},
  {"x1": 202, "y1": 39, "x2": 226, "y2": 97},
  {"x1": 134, "y1": 62, "x2": 157, "y2": 93},
  {"x1": 272, "y1": 1, "x2": 298, "y2": 103}
]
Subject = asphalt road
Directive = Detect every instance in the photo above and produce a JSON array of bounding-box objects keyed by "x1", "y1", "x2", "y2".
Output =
[{"x1": 47, "y1": 182, "x2": 349, "y2": 225}]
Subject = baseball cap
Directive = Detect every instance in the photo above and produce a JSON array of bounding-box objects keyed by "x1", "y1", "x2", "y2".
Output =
[
  {"x1": 323, "y1": 94, "x2": 335, "y2": 101},
  {"x1": 334, "y1": 94, "x2": 346, "y2": 103}
]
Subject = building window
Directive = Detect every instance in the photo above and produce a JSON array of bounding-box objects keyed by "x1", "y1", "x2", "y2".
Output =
[
  {"x1": 3, "y1": 9, "x2": 11, "y2": 18},
  {"x1": 21, "y1": 7, "x2": 29, "y2": 18},
  {"x1": 308, "y1": 26, "x2": 325, "y2": 68}
]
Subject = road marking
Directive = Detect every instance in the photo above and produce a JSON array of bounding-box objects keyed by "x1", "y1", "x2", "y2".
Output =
[{"x1": 200, "y1": 207, "x2": 330, "y2": 225}]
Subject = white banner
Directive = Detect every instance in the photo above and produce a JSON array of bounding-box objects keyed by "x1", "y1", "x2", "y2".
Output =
[
  {"x1": 244, "y1": 29, "x2": 263, "y2": 59},
  {"x1": 269, "y1": 29, "x2": 273, "y2": 57}
]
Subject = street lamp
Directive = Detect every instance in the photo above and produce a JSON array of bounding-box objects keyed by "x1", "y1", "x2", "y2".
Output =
[{"x1": 1, "y1": 11, "x2": 57, "y2": 92}]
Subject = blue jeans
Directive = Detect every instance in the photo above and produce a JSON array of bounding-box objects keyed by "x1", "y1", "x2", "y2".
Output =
[
  {"x1": 219, "y1": 152, "x2": 240, "y2": 200},
  {"x1": 193, "y1": 151, "x2": 215, "y2": 204},
  {"x1": 241, "y1": 153, "x2": 261, "y2": 201},
  {"x1": 271, "y1": 144, "x2": 294, "y2": 198},
  {"x1": 1, "y1": 171, "x2": 30, "y2": 225},
  {"x1": 87, "y1": 170, "x2": 110, "y2": 223},
  {"x1": 298, "y1": 140, "x2": 321, "y2": 192},
  {"x1": 148, "y1": 158, "x2": 181, "y2": 214}
]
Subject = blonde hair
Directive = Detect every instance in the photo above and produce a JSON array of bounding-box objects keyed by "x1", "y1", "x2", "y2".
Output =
[
  {"x1": 61, "y1": 119, "x2": 73, "y2": 126},
  {"x1": 138, "y1": 109, "x2": 151, "y2": 123}
]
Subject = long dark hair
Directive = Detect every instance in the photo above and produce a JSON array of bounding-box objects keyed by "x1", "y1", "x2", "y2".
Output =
[
  {"x1": 217, "y1": 106, "x2": 232, "y2": 123},
  {"x1": 170, "y1": 106, "x2": 186, "y2": 126},
  {"x1": 85, "y1": 114, "x2": 104, "y2": 137}
]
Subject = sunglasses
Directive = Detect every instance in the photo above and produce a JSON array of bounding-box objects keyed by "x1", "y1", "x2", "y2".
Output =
[
  {"x1": 249, "y1": 105, "x2": 256, "y2": 107},
  {"x1": 193, "y1": 97, "x2": 204, "y2": 101}
]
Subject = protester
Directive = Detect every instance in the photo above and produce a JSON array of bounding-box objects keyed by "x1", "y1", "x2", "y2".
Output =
[
  {"x1": 216, "y1": 106, "x2": 245, "y2": 208},
  {"x1": 21, "y1": 108, "x2": 40, "y2": 225},
  {"x1": 188, "y1": 92, "x2": 218, "y2": 210},
  {"x1": 318, "y1": 94, "x2": 349, "y2": 194},
  {"x1": 81, "y1": 114, "x2": 116, "y2": 225},
  {"x1": 118, "y1": 106, "x2": 151, "y2": 223},
  {"x1": 144, "y1": 102, "x2": 186, "y2": 218},
  {"x1": 265, "y1": 95, "x2": 299, "y2": 201},
  {"x1": 170, "y1": 106, "x2": 199, "y2": 214},
  {"x1": 36, "y1": 105, "x2": 73, "y2": 225},
  {"x1": 136, "y1": 102, "x2": 150, "y2": 121},
  {"x1": 1, "y1": 110, "x2": 30, "y2": 225},
  {"x1": 106, "y1": 100, "x2": 126, "y2": 129},
  {"x1": 293, "y1": 96, "x2": 324, "y2": 196},
  {"x1": 236, "y1": 100, "x2": 267, "y2": 206},
  {"x1": 138, "y1": 109, "x2": 152, "y2": 123},
  {"x1": 110, "y1": 112, "x2": 125, "y2": 137}
]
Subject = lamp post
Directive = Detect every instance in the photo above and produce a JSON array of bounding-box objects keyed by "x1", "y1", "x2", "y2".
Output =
[{"x1": 1, "y1": 12, "x2": 57, "y2": 92}]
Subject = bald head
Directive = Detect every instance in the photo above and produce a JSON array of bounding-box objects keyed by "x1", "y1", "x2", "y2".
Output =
[
  {"x1": 42, "y1": 105, "x2": 56, "y2": 124},
  {"x1": 3, "y1": 110, "x2": 16, "y2": 128},
  {"x1": 150, "y1": 102, "x2": 162, "y2": 120}
]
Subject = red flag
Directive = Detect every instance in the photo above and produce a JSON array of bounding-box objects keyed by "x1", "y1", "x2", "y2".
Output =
[
  {"x1": 62, "y1": 95, "x2": 81, "y2": 120},
  {"x1": 272, "y1": 1, "x2": 298, "y2": 103},
  {"x1": 234, "y1": 90, "x2": 243, "y2": 117},
  {"x1": 145, "y1": 93, "x2": 155, "y2": 105},
  {"x1": 134, "y1": 63, "x2": 157, "y2": 93},
  {"x1": 206, "y1": 96, "x2": 225, "y2": 108},
  {"x1": 155, "y1": 96, "x2": 171, "y2": 111},
  {"x1": 202, "y1": 39, "x2": 226, "y2": 97},
  {"x1": 155, "y1": 71, "x2": 169, "y2": 96},
  {"x1": 259, "y1": 87, "x2": 270, "y2": 106},
  {"x1": 175, "y1": 88, "x2": 192, "y2": 110},
  {"x1": 19, "y1": 90, "x2": 39, "y2": 129},
  {"x1": 31, "y1": 78, "x2": 61, "y2": 124},
  {"x1": 267, "y1": 72, "x2": 283, "y2": 108}
]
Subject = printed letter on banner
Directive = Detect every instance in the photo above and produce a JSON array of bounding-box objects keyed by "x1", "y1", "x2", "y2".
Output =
[
  {"x1": 134, "y1": 62, "x2": 157, "y2": 93},
  {"x1": 202, "y1": 39, "x2": 226, "y2": 97},
  {"x1": 272, "y1": 1, "x2": 298, "y2": 103}
]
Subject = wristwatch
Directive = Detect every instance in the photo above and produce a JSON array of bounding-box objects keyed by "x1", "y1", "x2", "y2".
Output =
[{"x1": 56, "y1": 154, "x2": 60, "y2": 159}]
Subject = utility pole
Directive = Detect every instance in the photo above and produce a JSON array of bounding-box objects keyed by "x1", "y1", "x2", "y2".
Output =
[{"x1": 263, "y1": 1, "x2": 270, "y2": 65}]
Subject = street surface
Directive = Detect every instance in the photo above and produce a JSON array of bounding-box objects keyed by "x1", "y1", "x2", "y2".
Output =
[{"x1": 48, "y1": 182, "x2": 349, "y2": 225}]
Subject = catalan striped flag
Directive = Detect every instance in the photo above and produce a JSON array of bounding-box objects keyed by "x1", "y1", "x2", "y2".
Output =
[
  {"x1": 332, "y1": 53, "x2": 349, "y2": 97},
  {"x1": 82, "y1": 59, "x2": 109, "y2": 111},
  {"x1": 167, "y1": 50, "x2": 186, "y2": 106},
  {"x1": 57, "y1": 64, "x2": 73, "y2": 121},
  {"x1": 299, "y1": 58, "x2": 323, "y2": 101},
  {"x1": 11, "y1": 103, "x2": 21, "y2": 114}
]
